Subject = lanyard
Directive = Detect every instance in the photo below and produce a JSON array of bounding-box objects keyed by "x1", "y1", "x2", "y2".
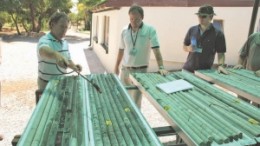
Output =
[{"x1": 130, "y1": 28, "x2": 139, "y2": 49}]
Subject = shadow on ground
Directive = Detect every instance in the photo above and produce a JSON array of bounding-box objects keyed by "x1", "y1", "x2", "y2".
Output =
[
  {"x1": 84, "y1": 48, "x2": 107, "y2": 74},
  {"x1": 65, "y1": 35, "x2": 90, "y2": 44}
]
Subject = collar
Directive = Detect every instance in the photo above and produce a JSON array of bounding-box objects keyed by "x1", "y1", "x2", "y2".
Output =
[
  {"x1": 128, "y1": 22, "x2": 144, "y2": 30},
  {"x1": 198, "y1": 23, "x2": 213, "y2": 31},
  {"x1": 47, "y1": 32, "x2": 64, "y2": 42},
  {"x1": 198, "y1": 23, "x2": 214, "y2": 35}
]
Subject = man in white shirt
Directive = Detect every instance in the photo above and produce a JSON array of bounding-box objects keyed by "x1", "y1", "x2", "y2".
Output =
[{"x1": 114, "y1": 5, "x2": 168, "y2": 108}]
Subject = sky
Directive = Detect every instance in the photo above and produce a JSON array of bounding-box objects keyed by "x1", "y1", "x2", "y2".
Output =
[{"x1": 71, "y1": 0, "x2": 78, "y2": 13}]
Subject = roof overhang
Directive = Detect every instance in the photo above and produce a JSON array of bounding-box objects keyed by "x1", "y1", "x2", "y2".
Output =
[
  {"x1": 92, "y1": 0, "x2": 255, "y2": 13},
  {"x1": 91, "y1": 0, "x2": 118, "y2": 13}
]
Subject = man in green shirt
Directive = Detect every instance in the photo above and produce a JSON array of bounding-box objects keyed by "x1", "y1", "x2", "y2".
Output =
[{"x1": 234, "y1": 32, "x2": 260, "y2": 77}]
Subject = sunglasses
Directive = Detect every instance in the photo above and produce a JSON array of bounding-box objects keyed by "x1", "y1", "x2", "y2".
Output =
[{"x1": 198, "y1": 15, "x2": 208, "y2": 18}]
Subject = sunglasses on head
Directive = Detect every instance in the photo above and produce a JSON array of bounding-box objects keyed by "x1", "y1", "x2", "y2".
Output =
[{"x1": 199, "y1": 15, "x2": 208, "y2": 18}]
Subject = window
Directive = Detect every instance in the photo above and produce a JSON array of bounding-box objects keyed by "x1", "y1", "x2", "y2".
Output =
[
  {"x1": 93, "y1": 16, "x2": 99, "y2": 43},
  {"x1": 213, "y1": 19, "x2": 224, "y2": 32},
  {"x1": 102, "y1": 16, "x2": 109, "y2": 53}
]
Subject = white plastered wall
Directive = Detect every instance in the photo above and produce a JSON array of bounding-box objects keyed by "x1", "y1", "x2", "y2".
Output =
[{"x1": 92, "y1": 7, "x2": 260, "y2": 72}]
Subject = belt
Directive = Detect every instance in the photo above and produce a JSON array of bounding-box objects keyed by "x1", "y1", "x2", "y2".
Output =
[
  {"x1": 38, "y1": 77, "x2": 49, "y2": 83},
  {"x1": 125, "y1": 66, "x2": 148, "y2": 69}
]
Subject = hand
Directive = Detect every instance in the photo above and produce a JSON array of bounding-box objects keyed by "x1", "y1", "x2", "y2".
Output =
[
  {"x1": 217, "y1": 66, "x2": 229, "y2": 75},
  {"x1": 74, "y1": 64, "x2": 82, "y2": 72},
  {"x1": 55, "y1": 53, "x2": 68, "y2": 68},
  {"x1": 159, "y1": 69, "x2": 168, "y2": 75},
  {"x1": 233, "y1": 64, "x2": 244, "y2": 69},
  {"x1": 187, "y1": 45, "x2": 193, "y2": 52},
  {"x1": 255, "y1": 70, "x2": 260, "y2": 77}
]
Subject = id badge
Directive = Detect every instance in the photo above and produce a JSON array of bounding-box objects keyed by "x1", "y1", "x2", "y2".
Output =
[
  {"x1": 195, "y1": 43, "x2": 202, "y2": 53},
  {"x1": 129, "y1": 48, "x2": 137, "y2": 56},
  {"x1": 195, "y1": 47, "x2": 202, "y2": 53}
]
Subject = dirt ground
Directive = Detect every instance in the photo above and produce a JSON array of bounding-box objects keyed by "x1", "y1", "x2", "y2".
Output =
[
  {"x1": 0, "y1": 31, "x2": 39, "y2": 146},
  {"x1": 0, "y1": 30, "x2": 175, "y2": 146}
]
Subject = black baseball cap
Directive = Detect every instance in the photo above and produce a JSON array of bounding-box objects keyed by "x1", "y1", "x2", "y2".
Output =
[{"x1": 196, "y1": 5, "x2": 216, "y2": 15}]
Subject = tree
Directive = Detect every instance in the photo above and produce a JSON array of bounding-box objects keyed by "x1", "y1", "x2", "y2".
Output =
[
  {"x1": 77, "y1": 0, "x2": 104, "y2": 30},
  {"x1": 78, "y1": 0, "x2": 104, "y2": 6},
  {"x1": 0, "y1": 0, "x2": 74, "y2": 34},
  {"x1": 0, "y1": 0, "x2": 24, "y2": 34},
  {"x1": 0, "y1": 12, "x2": 11, "y2": 31},
  {"x1": 20, "y1": 0, "x2": 73, "y2": 32},
  {"x1": 77, "y1": 2, "x2": 87, "y2": 30}
]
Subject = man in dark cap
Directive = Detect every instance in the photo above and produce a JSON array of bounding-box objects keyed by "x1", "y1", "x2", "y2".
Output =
[{"x1": 183, "y1": 4, "x2": 228, "y2": 74}]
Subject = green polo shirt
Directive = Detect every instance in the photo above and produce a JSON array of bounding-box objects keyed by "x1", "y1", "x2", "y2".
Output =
[
  {"x1": 37, "y1": 32, "x2": 71, "y2": 81},
  {"x1": 240, "y1": 32, "x2": 260, "y2": 71}
]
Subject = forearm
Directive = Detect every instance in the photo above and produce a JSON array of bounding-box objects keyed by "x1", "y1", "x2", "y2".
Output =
[
  {"x1": 183, "y1": 45, "x2": 191, "y2": 52},
  {"x1": 153, "y1": 48, "x2": 164, "y2": 68},
  {"x1": 67, "y1": 60, "x2": 75, "y2": 68},
  {"x1": 237, "y1": 56, "x2": 246, "y2": 66},
  {"x1": 115, "y1": 49, "x2": 124, "y2": 68},
  {"x1": 216, "y1": 53, "x2": 229, "y2": 74},
  {"x1": 39, "y1": 46, "x2": 58, "y2": 60},
  {"x1": 217, "y1": 53, "x2": 225, "y2": 65},
  {"x1": 67, "y1": 60, "x2": 82, "y2": 72},
  {"x1": 153, "y1": 48, "x2": 168, "y2": 75}
]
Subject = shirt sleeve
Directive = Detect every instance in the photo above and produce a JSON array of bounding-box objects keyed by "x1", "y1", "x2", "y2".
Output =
[
  {"x1": 240, "y1": 33, "x2": 255, "y2": 58},
  {"x1": 119, "y1": 29, "x2": 125, "y2": 50},
  {"x1": 149, "y1": 26, "x2": 160, "y2": 48},
  {"x1": 37, "y1": 38, "x2": 50, "y2": 56},
  {"x1": 215, "y1": 31, "x2": 226, "y2": 53},
  {"x1": 184, "y1": 28, "x2": 191, "y2": 46}
]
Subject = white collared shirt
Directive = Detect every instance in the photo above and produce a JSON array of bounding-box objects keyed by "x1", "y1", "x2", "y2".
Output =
[{"x1": 119, "y1": 23, "x2": 160, "y2": 67}]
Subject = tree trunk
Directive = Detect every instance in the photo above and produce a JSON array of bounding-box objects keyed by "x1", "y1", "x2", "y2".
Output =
[
  {"x1": 21, "y1": 20, "x2": 29, "y2": 33},
  {"x1": 84, "y1": 12, "x2": 88, "y2": 30},
  {"x1": 36, "y1": 15, "x2": 43, "y2": 33},
  {"x1": 10, "y1": 13, "x2": 21, "y2": 35},
  {"x1": 29, "y1": 3, "x2": 38, "y2": 32}
]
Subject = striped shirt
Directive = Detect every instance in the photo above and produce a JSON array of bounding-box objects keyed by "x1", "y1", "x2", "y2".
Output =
[
  {"x1": 37, "y1": 32, "x2": 71, "y2": 81},
  {"x1": 240, "y1": 32, "x2": 260, "y2": 71}
]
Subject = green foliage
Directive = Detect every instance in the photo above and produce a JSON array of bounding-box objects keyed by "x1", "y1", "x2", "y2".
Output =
[
  {"x1": 68, "y1": 13, "x2": 78, "y2": 25},
  {"x1": 75, "y1": 0, "x2": 105, "y2": 30},
  {"x1": 77, "y1": 2, "x2": 87, "y2": 21},
  {"x1": 0, "y1": 12, "x2": 11, "y2": 24},
  {"x1": 78, "y1": 0, "x2": 105, "y2": 7},
  {"x1": 0, "y1": 0, "x2": 105, "y2": 32},
  {"x1": 0, "y1": 0, "x2": 74, "y2": 33}
]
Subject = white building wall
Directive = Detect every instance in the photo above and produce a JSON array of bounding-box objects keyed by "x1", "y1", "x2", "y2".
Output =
[
  {"x1": 92, "y1": 7, "x2": 260, "y2": 72},
  {"x1": 92, "y1": 10, "x2": 120, "y2": 72}
]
